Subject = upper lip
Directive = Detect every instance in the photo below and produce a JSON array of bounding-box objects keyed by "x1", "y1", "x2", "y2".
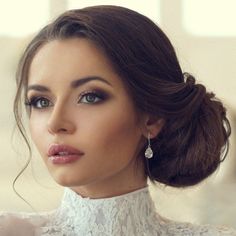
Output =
[{"x1": 47, "y1": 144, "x2": 84, "y2": 156}]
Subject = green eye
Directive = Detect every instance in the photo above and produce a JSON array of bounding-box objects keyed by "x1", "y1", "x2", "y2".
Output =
[
  {"x1": 79, "y1": 91, "x2": 105, "y2": 104},
  {"x1": 25, "y1": 97, "x2": 52, "y2": 109},
  {"x1": 38, "y1": 98, "x2": 50, "y2": 107}
]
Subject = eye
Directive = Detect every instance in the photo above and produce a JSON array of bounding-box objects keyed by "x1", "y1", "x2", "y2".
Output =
[
  {"x1": 78, "y1": 91, "x2": 105, "y2": 104},
  {"x1": 25, "y1": 96, "x2": 52, "y2": 109}
]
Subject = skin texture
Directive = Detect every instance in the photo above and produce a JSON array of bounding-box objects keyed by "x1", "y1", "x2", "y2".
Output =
[{"x1": 28, "y1": 38, "x2": 162, "y2": 198}]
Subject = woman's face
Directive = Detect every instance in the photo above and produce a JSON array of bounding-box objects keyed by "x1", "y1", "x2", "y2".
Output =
[{"x1": 27, "y1": 38, "x2": 147, "y2": 197}]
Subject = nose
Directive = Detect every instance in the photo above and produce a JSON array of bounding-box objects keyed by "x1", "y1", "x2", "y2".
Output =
[{"x1": 47, "y1": 101, "x2": 76, "y2": 135}]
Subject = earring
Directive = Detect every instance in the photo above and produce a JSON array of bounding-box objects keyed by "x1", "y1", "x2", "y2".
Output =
[{"x1": 145, "y1": 132, "x2": 153, "y2": 159}]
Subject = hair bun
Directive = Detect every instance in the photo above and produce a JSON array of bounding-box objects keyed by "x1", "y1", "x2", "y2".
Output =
[{"x1": 146, "y1": 73, "x2": 231, "y2": 187}]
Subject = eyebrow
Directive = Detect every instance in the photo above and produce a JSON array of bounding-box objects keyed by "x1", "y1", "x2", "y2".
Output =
[{"x1": 26, "y1": 76, "x2": 112, "y2": 93}]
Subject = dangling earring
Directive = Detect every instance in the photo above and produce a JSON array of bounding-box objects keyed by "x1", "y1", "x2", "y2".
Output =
[{"x1": 145, "y1": 132, "x2": 153, "y2": 159}]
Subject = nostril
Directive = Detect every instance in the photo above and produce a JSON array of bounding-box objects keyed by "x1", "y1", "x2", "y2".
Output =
[
  {"x1": 47, "y1": 117, "x2": 76, "y2": 134},
  {"x1": 59, "y1": 128, "x2": 68, "y2": 132}
]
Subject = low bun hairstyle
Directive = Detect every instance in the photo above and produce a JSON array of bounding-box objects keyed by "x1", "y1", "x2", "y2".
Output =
[
  {"x1": 14, "y1": 5, "x2": 231, "y2": 188},
  {"x1": 144, "y1": 73, "x2": 231, "y2": 187}
]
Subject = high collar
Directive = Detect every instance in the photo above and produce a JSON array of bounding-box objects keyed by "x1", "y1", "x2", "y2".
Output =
[{"x1": 52, "y1": 185, "x2": 163, "y2": 235}]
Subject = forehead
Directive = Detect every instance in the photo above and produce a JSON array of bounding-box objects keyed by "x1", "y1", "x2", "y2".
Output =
[{"x1": 28, "y1": 38, "x2": 123, "y2": 88}]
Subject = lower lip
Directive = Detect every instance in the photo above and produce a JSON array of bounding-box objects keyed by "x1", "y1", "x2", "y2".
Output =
[{"x1": 48, "y1": 154, "x2": 82, "y2": 164}]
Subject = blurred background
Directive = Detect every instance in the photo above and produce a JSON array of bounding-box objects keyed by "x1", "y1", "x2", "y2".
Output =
[{"x1": 0, "y1": 0, "x2": 235, "y2": 228}]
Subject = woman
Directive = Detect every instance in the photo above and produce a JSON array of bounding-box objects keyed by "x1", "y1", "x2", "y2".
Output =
[{"x1": 0, "y1": 5, "x2": 235, "y2": 236}]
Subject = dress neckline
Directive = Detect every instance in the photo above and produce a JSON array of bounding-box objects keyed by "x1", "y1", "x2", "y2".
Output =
[{"x1": 50, "y1": 184, "x2": 162, "y2": 235}]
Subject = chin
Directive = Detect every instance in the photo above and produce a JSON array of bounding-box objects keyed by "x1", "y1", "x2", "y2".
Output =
[{"x1": 51, "y1": 171, "x2": 93, "y2": 187}]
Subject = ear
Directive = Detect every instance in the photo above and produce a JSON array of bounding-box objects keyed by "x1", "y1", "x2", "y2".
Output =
[{"x1": 140, "y1": 114, "x2": 165, "y2": 139}]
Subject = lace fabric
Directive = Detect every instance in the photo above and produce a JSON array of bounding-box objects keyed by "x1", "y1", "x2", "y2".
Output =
[{"x1": 0, "y1": 186, "x2": 236, "y2": 235}]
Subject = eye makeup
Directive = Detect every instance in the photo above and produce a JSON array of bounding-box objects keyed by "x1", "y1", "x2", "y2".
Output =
[
  {"x1": 25, "y1": 88, "x2": 110, "y2": 109},
  {"x1": 78, "y1": 89, "x2": 108, "y2": 104},
  {"x1": 25, "y1": 96, "x2": 52, "y2": 109}
]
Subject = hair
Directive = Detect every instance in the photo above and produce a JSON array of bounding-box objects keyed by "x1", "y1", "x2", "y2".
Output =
[{"x1": 14, "y1": 5, "x2": 231, "y2": 188}]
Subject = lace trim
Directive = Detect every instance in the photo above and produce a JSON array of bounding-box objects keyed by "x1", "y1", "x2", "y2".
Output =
[{"x1": 0, "y1": 186, "x2": 236, "y2": 235}]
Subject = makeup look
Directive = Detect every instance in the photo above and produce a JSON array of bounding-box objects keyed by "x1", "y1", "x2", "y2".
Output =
[{"x1": 27, "y1": 38, "x2": 161, "y2": 198}]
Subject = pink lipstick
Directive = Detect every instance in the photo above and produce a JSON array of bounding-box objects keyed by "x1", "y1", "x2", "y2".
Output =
[{"x1": 47, "y1": 144, "x2": 84, "y2": 164}]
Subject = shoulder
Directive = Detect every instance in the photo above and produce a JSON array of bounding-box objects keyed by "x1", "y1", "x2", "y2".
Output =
[
  {"x1": 0, "y1": 210, "x2": 53, "y2": 236},
  {"x1": 0, "y1": 210, "x2": 53, "y2": 223},
  {"x1": 162, "y1": 219, "x2": 236, "y2": 236}
]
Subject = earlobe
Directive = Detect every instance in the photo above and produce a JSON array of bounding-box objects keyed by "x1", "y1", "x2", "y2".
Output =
[{"x1": 143, "y1": 115, "x2": 165, "y2": 139}]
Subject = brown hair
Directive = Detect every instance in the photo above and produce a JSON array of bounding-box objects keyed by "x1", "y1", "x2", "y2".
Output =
[{"x1": 14, "y1": 5, "x2": 231, "y2": 188}]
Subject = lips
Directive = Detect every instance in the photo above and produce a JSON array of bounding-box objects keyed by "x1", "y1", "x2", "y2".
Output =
[
  {"x1": 47, "y1": 144, "x2": 84, "y2": 157},
  {"x1": 47, "y1": 144, "x2": 84, "y2": 164}
]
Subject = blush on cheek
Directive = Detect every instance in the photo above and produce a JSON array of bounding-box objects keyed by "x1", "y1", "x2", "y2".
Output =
[{"x1": 91, "y1": 112, "x2": 141, "y2": 160}]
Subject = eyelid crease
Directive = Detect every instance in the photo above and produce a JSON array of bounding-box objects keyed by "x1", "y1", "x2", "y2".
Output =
[
  {"x1": 26, "y1": 85, "x2": 108, "y2": 98},
  {"x1": 78, "y1": 89, "x2": 107, "y2": 104},
  {"x1": 79, "y1": 89, "x2": 105, "y2": 98},
  {"x1": 25, "y1": 95, "x2": 52, "y2": 105},
  {"x1": 25, "y1": 88, "x2": 108, "y2": 108}
]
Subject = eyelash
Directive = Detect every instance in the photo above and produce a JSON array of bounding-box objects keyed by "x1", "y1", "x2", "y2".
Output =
[{"x1": 25, "y1": 90, "x2": 106, "y2": 109}]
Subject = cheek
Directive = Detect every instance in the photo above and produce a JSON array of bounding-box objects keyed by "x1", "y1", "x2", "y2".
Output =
[
  {"x1": 29, "y1": 114, "x2": 48, "y2": 155},
  {"x1": 80, "y1": 103, "x2": 141, "y2": 158}
]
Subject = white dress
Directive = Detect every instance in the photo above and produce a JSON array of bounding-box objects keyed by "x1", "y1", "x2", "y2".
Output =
[{"x1": 0, "y1": 186, "x2": 235, "y2": 235}]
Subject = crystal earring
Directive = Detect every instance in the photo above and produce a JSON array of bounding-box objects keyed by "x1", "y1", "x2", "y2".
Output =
[{"x1": 145, "y1": 132, "x2": 153, "y2": 159}]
